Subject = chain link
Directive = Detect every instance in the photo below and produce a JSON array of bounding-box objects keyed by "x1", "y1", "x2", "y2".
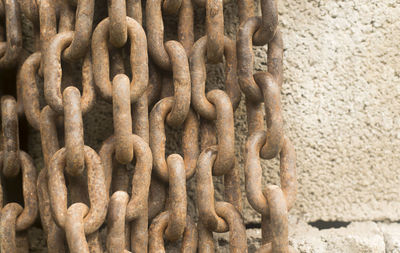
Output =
[{"x1": 0, "y1": 0, "x2": 298, "y2": 251}]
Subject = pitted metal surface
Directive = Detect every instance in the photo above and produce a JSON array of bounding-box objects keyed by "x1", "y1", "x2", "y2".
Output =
[{"x1": 0, "y1": 0, "x2": 297, "y2": 251}]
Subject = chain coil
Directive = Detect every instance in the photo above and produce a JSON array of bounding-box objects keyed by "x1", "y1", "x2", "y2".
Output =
[{"x1": 0, "y1": 0, "x2": 299, "y2": 251}]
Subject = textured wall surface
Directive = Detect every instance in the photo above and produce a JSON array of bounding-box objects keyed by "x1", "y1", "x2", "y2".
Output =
[
  {"x1": 233, "y1": 0, "x2": 400, "y2": 223},
  {"x1": 25, "y1": 0, "x2": 400, "y2": 251},
  {"x1": 276, "y1": 0, "x2": 400, "y2": 222}
]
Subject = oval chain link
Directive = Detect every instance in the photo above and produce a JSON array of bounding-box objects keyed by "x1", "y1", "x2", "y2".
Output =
[{"x1": 0, "y1": 0, "x2": 299, "y2": 251}]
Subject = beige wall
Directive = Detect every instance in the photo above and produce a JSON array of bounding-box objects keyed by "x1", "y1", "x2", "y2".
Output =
[{"x1": 247, "y1": 0, "x2": 400, "y2": 222}]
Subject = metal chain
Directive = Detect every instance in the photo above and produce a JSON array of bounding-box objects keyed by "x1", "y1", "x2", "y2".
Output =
[
  {"x1": 237, "y1": 0, "x2": 298, "y2": 252},
  {"x1": 0, "y1": 0, "x2": 298, "y2": 251}
]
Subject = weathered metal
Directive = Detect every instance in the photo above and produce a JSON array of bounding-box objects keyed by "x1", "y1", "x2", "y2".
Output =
[
  {"x1": 0, "y1": 0, "x2": 22, "y2": 68},
  {"x1": 0, "y1": 0, "x2": 298, "y2": 251},
  {"x1": 237, "y1": 0, "x2": 297, "y2": 251}
]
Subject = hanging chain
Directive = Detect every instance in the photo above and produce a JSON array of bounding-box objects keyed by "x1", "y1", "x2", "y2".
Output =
[
  {"x1": 237, "y1": 0, "x2": 298, "y2": 252},
  {"x1": 0, "y1": 0, "x2": 297, "y2": 251}
]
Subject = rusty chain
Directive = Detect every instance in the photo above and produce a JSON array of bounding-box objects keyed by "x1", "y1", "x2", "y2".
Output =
[{"x1": 0, "y1": 0, "x2": 298, "y2": 251}]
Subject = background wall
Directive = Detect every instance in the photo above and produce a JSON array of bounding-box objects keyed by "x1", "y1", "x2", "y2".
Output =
[
  {"x1": 25, "y1": 0, "x2": 400, "y2": 252},
  {"x1": 274, "y1": 0, "x2": 400, "y2": 223},
  {"x1": 239, "y1": 0, "x2": 400, "y2": 223}
]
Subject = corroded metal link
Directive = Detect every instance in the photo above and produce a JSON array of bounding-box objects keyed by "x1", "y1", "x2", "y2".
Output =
[
  {"x1": 200, "y1": 118, "x2": 217, "y2": 150},
  {"x1": 190, "y1": 36, "x2": 240, "y2": 119},
  {"x1": 58, "y1": 0, "x2": 75, "y2": 32},
  {"x1": 37, "y1": 169, "x2": 66, "y2": 253},
  {"x1": 198, "y1": 222, "x2": 214, "y2": 252},
  {"x1": 206, "y1": 0, "x2": 224, "y2": 63},
  {"x1": 39, "y1": 106, "x2": 60, "y2": 168},
  {"x1": 215, "y1": 202, "x2": 247, "y2": 253},
  {"x1": 254, "y1": 72, "x2": 284, "y2": 159},
  {"x1": 14, "y1": 151, "x2": 38, "y2": 231},
  {"x1": 149, "y1": 212, "x2": 198, "y2": 252},
  {"x1": 113, "y1": 74, "x2": 134, "y2": 164},
  {"x1": 245, "y1": 132, "x2": 297, "y2": 215},
  {"x1": 224, "y1": 38, "x2": 241, "y2": 112},
  {"x1": 108, "y1": 0, "x2": 127, "y2": 48},
  {"x1": 62, "y1": 0, "x2": 95, "y2": 62},
  {"x1": 133, "y1": 94, "x2": 150, "y2": 142},
  {"x1": 63, "y1": 87, "x2": 85, "y2": 176},
  {"x1": 164, "y1": 41, "x2": 191, "y2": 127},
  {"x1": 111, "y1": 161, "x2": 130, "y2": 193},
  {"x1": 148, "y1": 177, "x2": 167, "y2": 220},
  {"x1": 267, "y1": 29, "x2": 284, "y2": 88},
  {"x1": 37, "y1": 106, "x2": 66, "y2": 252},
  {"x1": 0, "y1": 0, "x2": 22, "y2": 69},
  {"x1": 99, "y1": 136, "x2": 115, "y2": 193},
  {"x1": 100, "y1": 135, "x2": 152, "y2": 215},
  {"x1": 92, "y1": 17, "x2": 148, "y2": 103},
  {"x1": 124, "y1": 135, "x2": 152, "y2": 252},
  {"x1": 0, "y1": 203, "x2": 23, "y2": 253},
  {"x1": 193, "y1": 0, "x2": 229, "y2": 7},
  {"x1": 127, "y1": 0, "x2": 142, "y2": 24},
  {"x1": 0, "y1": 150, "x2": 38, "y2": 232},
  {"x1": 279, "y1": 137, "x2": 297, "y2": 211},
  {"x1": 256, "y1": 186, "x2": 297, "y2": 253},
  {"x1": 238, "y1": 16, "x2": 283, "y2": 103},
  {"x1": 146, "y1": 0, "x2": 171, "y2": 70},
  {"x1": 253, "y1": 0, "x2": 278, "y2": 46},
  {"x1": 224, "y1": 159, "x2": 243, "y2": 213},
  {"x1": 39, "y1": 0, "x2": 57, "y2": 74},
  {"x1": 107, "y1": 191, "x2": 129, "y2": 253},
  {"x1": 206, "y1": 90, "x2": 235, "y2": 175},
  {"x1": 99, "y1": 134, "x2": 152, "y2": 252},
  {"x1": 65, "y1": 203, "x2": 90, "y2": 253},
  {"x1": 150, "y1": 97, "x2": 199, "y2": 182},
  {"x1": 1, "y1": 96, "x2": 20, "y2": 177},
  {"x1": 196, "y1": 147, "x2": 247, "y2": 250},
  {"x1": 44, "y1": 32, "x2": 95, "y2": 114},
  {"x1": 162, "y1": 0, "x2": 182, "y2": 15},
  {"x1": 87, "y1": 231, "x2": 103, "y2": 253},
  {"x1": 129, "y1": 0, "x2": 149, "y2": 148},
  {"x1": 147, "y1": 60, "x2": 163, "y2": 108},
  {"x1": 19, "y1": 0, "x2": 39, "y2": 23},
  {"x1": 20, "y1": 52, "x2": 41, "y2": 130},
  {"x1": 196, "y1": 146, "x2": 229, "y2": 232},
  {"x1": 237, "y1": 17, "x2": 264, "y2": 102},
  {"x1": 125, "y1": 133, "x2": 153, "y2": 217},
  {"x1": 164, "y1": 155, "x2": 187, "y2": 241},
  {"x1": 198, "y1": 204, "x2": 247, "y2": 253},
  {"x1": 199, "y1": 115, "x2": 243, "y2": 219},
  {"x1": 48, "y1": 146, "x2": 108, "y2": 234},
  {"x1": 246, "y1": 98, "x2": 264, "y2": 135},
  {"x1": 181, "y1": 216, "x2": 199, "y2": 252},
  {"x1": 177, "y1": 0, "x2": 194, "y2": 54},
  {"x1": 237, "y1": 0, "x2": 254, "y2": 24},
  {"x1": 146, "y1": 0, "x2": 193, "y2": 70},
  {"x1": 0, "y1": 43, "x2": 5, "y2": 57},
  {"x1": 0, "y1": 1, "x2": 3, "y2": 18}
]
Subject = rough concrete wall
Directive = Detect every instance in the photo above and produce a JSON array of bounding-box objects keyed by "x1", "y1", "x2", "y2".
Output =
[{"x1": 274, "y1": 0, "x2": 400, "y2": 222}]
